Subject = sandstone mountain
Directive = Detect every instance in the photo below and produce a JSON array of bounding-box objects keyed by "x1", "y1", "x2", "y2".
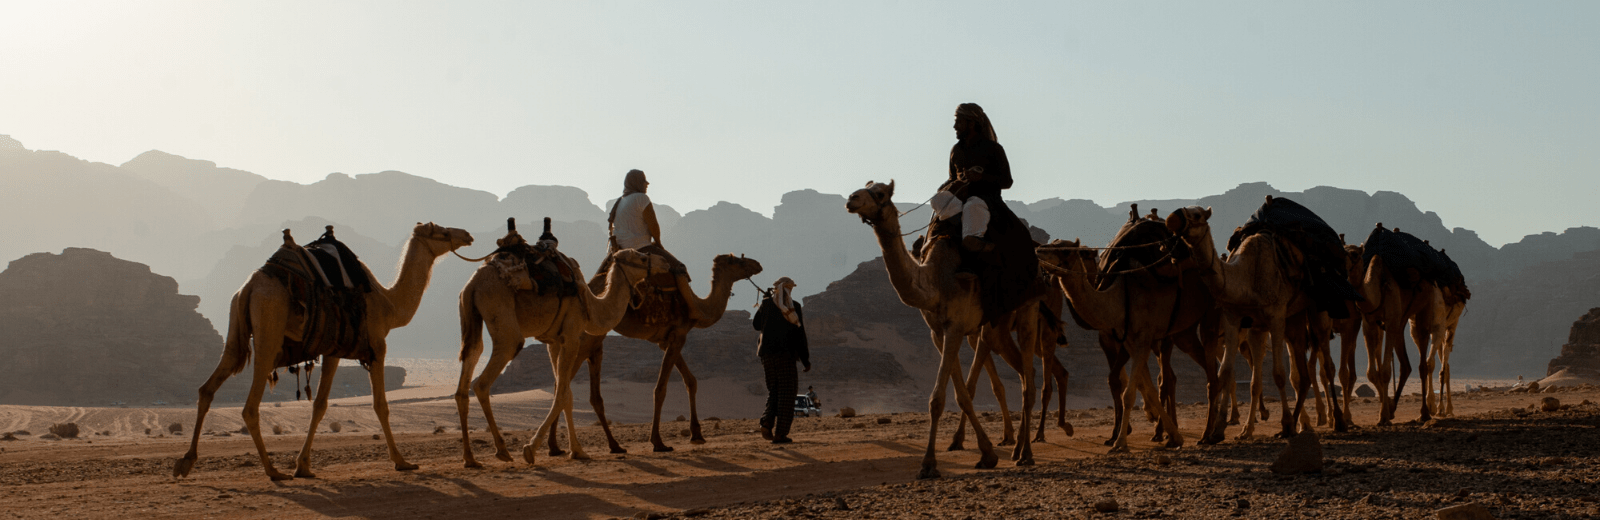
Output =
[
  {"x1": 0, "y1": 248, "x2": 219, "y2": 406},
  {"x1": 1547, "y1": 307, "x2": 1600, "y2": 380}
]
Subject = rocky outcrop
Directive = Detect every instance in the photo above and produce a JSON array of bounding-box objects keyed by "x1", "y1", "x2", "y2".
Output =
[
  {"x1": 0, "y1": 248, "x2": 220, "y2": 406},
  {"x1": 1547, "y1": 307, "x2": 1600, "y2": 379}
]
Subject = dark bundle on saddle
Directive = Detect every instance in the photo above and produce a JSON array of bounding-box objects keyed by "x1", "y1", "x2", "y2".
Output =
[
  {"x1": 257, "y1": 226, "x2": 375, "y2": 370},
  {"x1": 1360, "y1": 225, "x2": 1471, "y2": 302},
  {"x1": 1096, "y1": 204, "x2": 1177, "y2": 290},
  {"x1": 918, "y1": 201, "x2": 1041, "y2": 324},
  {"x1": 1228, "y1": 196, "x2": 1363, "y2": 319},
  {"x1": 488, "y1": 217, "x2": 579, "y2": 297}
]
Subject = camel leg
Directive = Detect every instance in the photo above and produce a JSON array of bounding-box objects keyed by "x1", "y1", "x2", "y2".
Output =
[
  {"x1": 524, "y1": 345, "x2": 581, "y2": 464},
  {"x1": 582, "y1": 340, "x2": 627, "y2": 453},
  {"x1": 559, "y1": 347, "x2": 592, "y2": 460},
  {"x1": 1150, "y1": 341, "x2": 1179, "y2": 445},
  {"x1": 670, "y1": 351, "x2": 707, "y2": 445},
  {"x1": 987, "y1": 319, "x2": 1034, "y2": 465},
  {"x1": 1219, "y1": 323, "x2": 1241, "y2": 427},
  {"x1": 1311, "y1": 317, "x2": 1347, "y2": 433},
  {"x1": 472, "y1": 338, "x2": 521, "y2": 462},
  {"x1": 1049, "y1": 355, "x2": 1072, "y2": 437},
  {"x1": 1336, "y1": 321, "x2": 1360, "y2": 427},
  {"x1": 453, "y1": 325, "x2": 489, "y2": 468},
  {"x1": 293, "y1": 356, "x2": 340, "y2": 478},
  {"x1": 1269, "y1": 318, "x2": 1303, "y2": 439},
  {"x1": 174, "y1": 328, "x2": 248, "y2": 478},
  {"x1": 1411, "y1": 321, "x2": 1437, "y2": 423},
  {"x1": 647, "y1": 338, "x2": 686, "y2": 453},
  {"x1": 1362, "y1": 315, "x2": 1394, "y2": 426},
  {"x1": 1440, "y1": 323, "x2": 1457, "y2": 417},
  {"x1": 983, "y1": 353, "x2": 1016, "y2": 448},
  {"x1": 1100, "y1": 333, "x2": 1130, "y2": 446},
  {"x1": 947, "y1": 335, "x2": 986, "y2": 452},
  {"x1": 1036, "y1": 367, "x2": 1053, "y2": 443},
  {"x1": 1387, "y1": 324, "x2": 1412, "y2": 423},
  {"x1": 1174, "y1": 329, "x2": 1224, "y2": 445},
  {"x1": 366, "y1": 349, "x2": 417, "y2": 471},
  {"x1": 920, "y1": 328, "x2": 996, "y2": 479},
  {"x1": 1238, "y1": 328, "x2": 1270, "y2": 440}
]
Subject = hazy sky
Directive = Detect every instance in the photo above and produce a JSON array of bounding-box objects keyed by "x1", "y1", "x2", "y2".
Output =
[{"x1": 4, "y1": 1, "x2": 1596, "y2": 246}]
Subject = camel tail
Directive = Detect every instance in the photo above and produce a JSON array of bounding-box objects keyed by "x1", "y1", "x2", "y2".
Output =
[
  {"x1": 224, "y1": 288, "x2": 253, "y2": 376},
  {"x1": 459, "y1": 284, "x2": 484, "y2": 362}
]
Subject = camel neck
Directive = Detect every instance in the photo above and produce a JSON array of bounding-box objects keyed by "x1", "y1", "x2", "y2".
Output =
[
  {"x1": 1053, "y1": 255, "x2": 1124, "y2": 331},
  {"x1": 868, "y1": 208, "x2": 939, "y2": 310},
  {"x1": 382, "y1": 235, "x2": 438, "y2": 328}
]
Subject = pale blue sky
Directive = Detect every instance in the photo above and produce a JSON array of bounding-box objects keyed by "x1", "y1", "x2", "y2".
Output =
[{"x1": 3, "y1": 1, "x2": 1596, "y2": 246}]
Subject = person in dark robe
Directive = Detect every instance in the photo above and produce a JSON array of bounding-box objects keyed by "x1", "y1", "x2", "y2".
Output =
[
  {"x1": 927, "y1": 103, "x2": 1040, "y2": 322},
  {"x1": 753, "y1": 277, "x2": 810, "y2": 443}
]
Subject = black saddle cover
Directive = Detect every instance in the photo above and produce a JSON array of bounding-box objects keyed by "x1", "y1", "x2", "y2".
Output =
[
  {"x1": 1360, "y1": 226, "x2": 1470, "y2": 301},
  {"x1": 1228, "y1": 197, "x2": 1362, "y2": 319},
  {"x1": 257, "y1": 231, "x2": 375, "y2": 368},
  {"x1": 918, "y1": 203, "x2": 1042, "y2": 324}
]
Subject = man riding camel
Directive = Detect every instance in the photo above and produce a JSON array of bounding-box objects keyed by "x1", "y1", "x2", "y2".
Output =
[{"x1": 926, "y1": 103, "x2": 1040, "y2": 321}]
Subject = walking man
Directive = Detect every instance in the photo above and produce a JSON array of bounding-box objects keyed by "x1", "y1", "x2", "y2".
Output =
[{"x1": 754, "y1": 277, "x2": 810, "y2": 443}]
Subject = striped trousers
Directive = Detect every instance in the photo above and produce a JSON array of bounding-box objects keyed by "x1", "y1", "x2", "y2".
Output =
[{"x1": 760, "y1": 355, "x2": 799, "y2": 438}]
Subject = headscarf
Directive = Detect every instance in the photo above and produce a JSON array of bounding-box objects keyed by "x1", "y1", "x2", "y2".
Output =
[
  {"x1": 772, "y1": 276, "x2": 800, "y2": 326},
  {"x1": 955, "y1": 103, "x2": 998, "y2": 142},
  {"x1": 622, "y1": 169, "x2": 648, "y2": 197}
]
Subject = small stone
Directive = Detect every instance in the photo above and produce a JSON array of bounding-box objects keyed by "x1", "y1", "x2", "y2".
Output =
[
  {"x1": 1269, "y1": 430, "x2": 1323, "y2": 475},
  {"x1": 1435, "y1": 502, "x2": 1494, "y2": 520},
  {"x1": 1526, "y1": 381, "x2": 1541, "y2": 393},
  {"x1": 0, "y1": 432, "x2": 16, "y2": 441},
  {"x1": 1541, "y1": 397, "x2": 1561, "y2": 412},
  {"x1": 877, "y1": 417, "x2": 892, "y2": 424},
  {"x1": 1355, "y1": 384, "x2": 1377, "y2": 397},
  {"x1": 1456, "y1": 488, "x2": 1471, "y2": 498},
  {"x1": 1155, "y1": 455, "x2": 1173, "y2": 466},
  {"x1": 851, "y1": 423, "x2": 866, "y2": 429},
  {"x1": 839, "y1": 407, "x2": 858, "y2": 418},
  {"x1": 675, "y1": 415, "x2": 687, "y2": 422},
  {"x1": 1236, "y1": 498, "x2": 1250, "y2": 509},
  {"x1": 433, "y1": 426, "x2": 447, "y2": 434},
  {"x1": 1094, "y1": 499, "x2": 1119, "y2": 513},
  {"x1": 834, "y1": 497, "x2": 851, "y2": 510},
  {"x1": 371, "y1": 434, "x2": 381, "y2": 440}
]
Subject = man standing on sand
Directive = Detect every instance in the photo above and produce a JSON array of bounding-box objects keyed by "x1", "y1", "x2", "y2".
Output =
[{"x1": 753, "y1": 277, "x2": 810, "y2": 443}]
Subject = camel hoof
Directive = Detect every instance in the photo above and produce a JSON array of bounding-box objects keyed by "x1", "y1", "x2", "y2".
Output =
[
  {"x1": 1031, "y1": 434, "x2": 1045, "y2": 443},
  {"x1": 945, "y1": 441, "x2": 965, "y2": 452},
  {"x1": 549, "y1": 448, "x2": 566, "y2": 457},
  {"x1": 1149, "y1": 433, "x2": 1164, "y2": 443},
  {"x1": 1015, "y1": 458, "x2": 1035, "y2": 467},
  {"x1": 652, "y1": 444, "x2": 674, "y2": 453},
  {"x1": 1061, "y1": 423, "x2": 1074, "y2": 437},
  {"x1": 1260, "y1": 409, "x2": 1271, "y2": 420},
  {"x1": 690, "y1": 437, "x2": 707, "y2": 445},
  {"x1": 522, "y1": 445, "x2": 538, "y2": 465},
  {"x1": 294, "y1": 466, "x2": 317, "y2": 479},
  {"x1": 1227, "y1": 418, "x2": 1240, "y2": 426},
  {"x1": 1107, "y1": 445, "x2": 1130, "y2": 454},
  {"x1": 173, "y1": 456, "x2": 196, "y2": 478},
  {"x1": 1197, "y1": 436, "x2": 1221, "y2": 446},
  {"x1": 916, "y1": 467, "x2": 942, "y2": 480},
  {"x1": 976, "y1": 452, "x2": 999, "y2": 469},
  {"x1": 496, "y1": 450, "x2": 514, "y2": 462},
  {"x1": 464, "y1": 459, "x2": 483, "y2": 469},
  {"x1": 267, "y1": 470, "x2": 295, "y2": 481},
  {"x1": 570, "y1": 452, "x2": 591, "y2": 461},
  {"x1": 1102, "y1": 438, "x2": 1115, "y2": 447},
  {"x1": 997, "y1": 439, "x2": 1015, "y2": 447},
  {"x1": 609, "y1": 446, "x2": 628, "y2": 454},
  {"x1": 395, "y1": 462, "x2": 418, "y2": 471},
  {"x1": 1273, "y1": 431, "x2": 1295, "y2": 440},
  {"x1": 1164, "y1": 438, "x2": 1184, "y2": 449}
]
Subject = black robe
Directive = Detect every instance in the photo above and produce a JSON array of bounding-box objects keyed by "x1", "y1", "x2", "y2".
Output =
[{"x1": 943, "y1": 138, "x2": 1040, "y2": 323}]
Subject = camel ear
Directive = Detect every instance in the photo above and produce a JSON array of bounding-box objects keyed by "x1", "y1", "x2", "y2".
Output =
[
  {"x1": 885, "y1": 179, "x2": 896, "y2": 197},
  {"x1": 1203, "y1": 207, "x2": 1212, "y2": 219}
]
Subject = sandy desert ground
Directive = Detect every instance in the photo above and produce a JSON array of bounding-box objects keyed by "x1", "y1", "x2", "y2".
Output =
[{"x1": 2, "y1": 375, "x2": 1598, "y2": 519}]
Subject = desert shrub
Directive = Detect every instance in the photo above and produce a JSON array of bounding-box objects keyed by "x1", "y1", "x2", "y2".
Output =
[
  {"x1": 168, "y1": 422, "x2": 183, "y2": 434},
  {"x1": 48, "y1": 422, "x2": 79, "y2": 438}
]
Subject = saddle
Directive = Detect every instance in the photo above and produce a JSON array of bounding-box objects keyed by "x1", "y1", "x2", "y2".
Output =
[
  {"x1": 487, "y1": 218, "x2": 580, "y2": 297},
  {"x1": 256, "y1": 226, "x2": 375, "y2": 371},
  {"x1": 1230, "y1": 196, "x2": 1363, "y2": 319}
]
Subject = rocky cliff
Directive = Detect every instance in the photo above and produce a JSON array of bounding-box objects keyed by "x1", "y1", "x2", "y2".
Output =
[
  {"x1": 1547, "y1": 308, "x2": 1600, "y2": 379},
  {"x1": 0, "y1": 248, "x2": 220, "y2": 406}
]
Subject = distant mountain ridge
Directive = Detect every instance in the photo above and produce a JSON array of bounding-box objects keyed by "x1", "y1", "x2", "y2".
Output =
[{"x1": 3, "y1": 135, "x2": 1599, "y2": 370}]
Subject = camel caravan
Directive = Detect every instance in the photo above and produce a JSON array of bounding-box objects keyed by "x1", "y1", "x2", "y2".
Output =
[{"x1": 174, "y1": 104, "x2": 1471, "y2": 482}]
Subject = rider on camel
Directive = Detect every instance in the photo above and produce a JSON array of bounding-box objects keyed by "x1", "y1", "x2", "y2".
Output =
[{"x1": 600, "y1": 169, "x2": 701, "y2": 320}]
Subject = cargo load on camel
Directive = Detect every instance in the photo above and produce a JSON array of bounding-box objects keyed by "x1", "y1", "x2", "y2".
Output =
[
  {"x1": 255, "y1": 226, "x2": 376, "y2": 371},
  {"x1": 1360, "y1": 225, "x2": 1471, "y2": 302},
  {"x1": 1226, "y1": 196, "x2": 1363, "y2": 318},
  {"x1": 482, "y1": 217, "x2": 581, "y2": 297}
]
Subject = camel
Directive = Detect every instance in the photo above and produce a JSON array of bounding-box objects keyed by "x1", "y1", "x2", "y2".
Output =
[
  {"x1": 1036, "y1": 234, "x2": 1224, "y2": 450},
  {"x1": 174, "y1": 223, "x2": 474, "y2": 481},
  {"x1": 1166, "y1": 204, "x2": 1345, "y2": 439},
  {"x1": 844, "y1": 180, "x2": 1023, "y2": 478},
  {"x1": 1356, "y1": 225, "x2": 1449, "y2": 424},
  {"x1": 453, "y1": 246, "x2": 671, "y2": 467},
  {"x1": 1331, "y1": 242, "x2": 1366, "y2": 426},
  {"x1": 557, "y1": 252, "x2": 764, "y2": 455},
  {"x1": 946, "y1": 293, "x2": 1068, "y2": 452}
]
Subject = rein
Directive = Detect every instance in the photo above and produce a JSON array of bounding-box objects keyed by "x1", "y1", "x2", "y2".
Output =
[
  {"x1": 1035, "y1": 237, "x2": 1175, "y2": 252},
  {"x1": 451, "y1": 249, "x2": 492, "y2": 262},
  {"x1": 1036, "y1": 247, "x2": 1181, "y2": 277}
]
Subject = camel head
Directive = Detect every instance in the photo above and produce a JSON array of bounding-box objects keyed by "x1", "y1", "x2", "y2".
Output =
[
  {"x1": 845, "y1": 180, "x2": 895, "y2": 224},
  {"x1": 711, "y1": 253, "x2": 764, "y2": 282},
  {"x1": 1164, "y1": 206, "x2": 1213, "y2": 245},
  {"x1": 611, "y1": 249, "x2": 674, "y2": 284},
  {"x1": 1036, "y1": 238, "x2": 1093, "y2": 272},
  {"x1": 412, "y1": 222, "x2": 475, "y2": 256}
]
